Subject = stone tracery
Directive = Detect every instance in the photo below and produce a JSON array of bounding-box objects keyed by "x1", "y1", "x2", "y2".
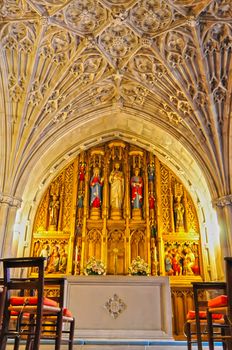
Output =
[
  {"x1": 1, "y1": 0, "x2": 230, "y2": 176},
  {"x1": 129, "y1": 0, "x2": 174, "y2": 34}
]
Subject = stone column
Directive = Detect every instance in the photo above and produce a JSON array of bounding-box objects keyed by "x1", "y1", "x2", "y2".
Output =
[
  {"x1": 214, "y1": 194, "x2": 232, "y2": 276},
  {"x1": 0, "y1": 193, "x2": 22, "y2": 258}
]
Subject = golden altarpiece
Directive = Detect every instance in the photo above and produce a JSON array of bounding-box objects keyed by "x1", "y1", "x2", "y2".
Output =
[
  {"x1": 32, "y1": 140, "x2": 201, "y2": 338},
  {"x1": 32, "y1": 140, "x2": 201, "y2": 278}
]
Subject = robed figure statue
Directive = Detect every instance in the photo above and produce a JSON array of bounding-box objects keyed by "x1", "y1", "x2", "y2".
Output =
[
  {"x1": 90, "y1": 167, "x2": 103, "y2": 208},
  {"x1": 131, "y1": 167, "x2": 143, "y2": 209},
  {"x1": 109, "y1": 162, "x2": 124, "y2": 209}
]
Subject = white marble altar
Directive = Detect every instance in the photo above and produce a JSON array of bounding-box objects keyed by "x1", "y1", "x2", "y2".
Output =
[{"x1": 66, "y1": 276, "x2": 173, "y2": 340}]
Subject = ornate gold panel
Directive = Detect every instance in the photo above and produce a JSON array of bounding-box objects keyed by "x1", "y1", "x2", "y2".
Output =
[
  {"x1": 107, "y1": 229, "x2": 125, "y2": 275},
  {"x1": 171, "y1": 286, "x2": 194, "y2": 339},
  {"x1": 31, "y1": 140, "x2": 201, "y2": 280},
  {"x1": 85, "y1": 228, "x2": 102, "y2": 261}
]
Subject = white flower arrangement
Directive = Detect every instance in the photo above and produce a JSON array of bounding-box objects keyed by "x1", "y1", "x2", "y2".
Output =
[
  {"x1": 84, "y1": 256, "x2": 106, "y2": 275},
  {"x1": 128, "y1": 256, "x2": 150, "y2": 276}
]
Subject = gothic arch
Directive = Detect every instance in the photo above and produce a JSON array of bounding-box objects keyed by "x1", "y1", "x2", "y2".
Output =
[{"x1": 15, "y1": 138, "x2": 222, "y2": 281}]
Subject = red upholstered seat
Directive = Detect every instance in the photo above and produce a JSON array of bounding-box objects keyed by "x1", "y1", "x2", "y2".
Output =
[
  {"x1": 63, "y1": 308, "x2": 72, "y2": 317},
  {"x1": 187, "y1": 310, "x2": 207, "y2": 319},
  {"x1": 10, "y1": 310, "x2": 20, "y2": 316},
  {"x1": 10, "y1": 310, "x2": 30, "y2": 317},
  {"x1": 187, "y1": 310, "x2": 223, "y2": 320},
  {"x1": 208, "y1": 295, "x2": 228, "y2": 308},
  {"x1": 10, "y1": 296, "x2": 58, "y2": 307}
]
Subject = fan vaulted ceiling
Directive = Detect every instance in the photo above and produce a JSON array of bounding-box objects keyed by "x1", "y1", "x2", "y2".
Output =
[{"x1": 0, "y1": 0, "x2": 231, "y2": 202}]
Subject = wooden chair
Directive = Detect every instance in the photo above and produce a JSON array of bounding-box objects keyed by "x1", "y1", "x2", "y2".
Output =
[
  {"x1": 9, "y1": 278, "x2": 75, "y2": 350},
  {"x1": 27, "y1": 278, "x2": 75, "y2": 350},
  {"x1": 184, "y1": 281, "x2": 227, "y2": 350},
  {"x1": 207, "y1": 257, "x2": 232, "y2": 350},
  {"x1": 0, "y1": 257, "x2": 75, "y2": 350},
  {"x1": 0, "y1": 257, "x2": 46, "y2": 350},
  {"x1": 0, "y1": 285, "x2": 6, "y2": 330}
]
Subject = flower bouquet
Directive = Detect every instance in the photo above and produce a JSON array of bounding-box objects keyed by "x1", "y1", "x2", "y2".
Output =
[
  {"x1": 128, "y1": 256, "x2": 150, "y2": 276},
  {"x1": 84, "y1": 256, "x2": 106, "y2": 275}
]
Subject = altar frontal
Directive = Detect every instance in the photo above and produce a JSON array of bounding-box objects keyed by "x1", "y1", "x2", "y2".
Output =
[{"x1": 66, "y1": 275, "x2": 173, "y2": 340}]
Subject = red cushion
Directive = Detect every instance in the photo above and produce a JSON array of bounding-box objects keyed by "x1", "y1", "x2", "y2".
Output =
[
  {"x1": 11, "y1": 310, "x2": 19, "y2": 316},
  {"x1": 187, "y1": 310, "x2": 207, "y2": 319},
  {"x1": 10, "y1": 310, "x2": 30, "y2": 317},
  {"x1": 10, "y1": 296, "x2": 58, "y2": 307},
  {"x1": 211, "y1": 313, "x2": 224, "y2": 319},
  {"x1": 187, "y1": 310, "x2": 223, "y2": 320},
  {"x1": 63, "y1": 308, "x2": 72, "y2": 317},
  {"x1": 208, "y1": 295, "x2": 228, "y2": 308}
]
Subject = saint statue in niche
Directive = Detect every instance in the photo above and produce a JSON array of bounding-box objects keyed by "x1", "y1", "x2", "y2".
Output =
[
  {"x1": 109, "y1": 162, "x2": 124, "y2": 209},
  {"x1": 173, "y1": 196, "x2": 185, "y2": 230},
  {"x1": 49, "y1": 194, "x2": 60, "y2": 229},
  {"x1": 131, "y1": 167, "x2": 143, "y2": 209},
  {"x1": 90, "y1": 167, "x2": 104, "y2": 208}
]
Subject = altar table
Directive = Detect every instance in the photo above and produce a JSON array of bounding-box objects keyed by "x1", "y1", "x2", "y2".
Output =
[{"x1": 66, "y1": 275, "x2": 173, "y2": 340}]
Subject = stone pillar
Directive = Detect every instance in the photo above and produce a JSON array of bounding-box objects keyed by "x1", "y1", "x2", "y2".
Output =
[
  {"x1": 214, "y1": 195, "x2": 232, "y2": 276},
  {"x1": 0, "y1": 194, "x2": 22, "y2": 258}
]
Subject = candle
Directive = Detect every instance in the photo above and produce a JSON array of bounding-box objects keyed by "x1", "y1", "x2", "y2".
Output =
[
  {"x1": 75, "y1": 246, "x2": 78, "y2": 261},
  {"x1": 154, "y1": 247, "x2": 157, "y2": 262}
]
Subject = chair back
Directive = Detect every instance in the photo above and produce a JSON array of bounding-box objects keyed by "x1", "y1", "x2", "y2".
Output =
[
  {"x1": 0, "y1": 257, "x2": 46, "y2": 335},
  {"x1": 0, "y1": 286, "x2": 6, "y2": 328},
  {"x1": 224, "y1": 257, "x2": 232, "y2": 317},
  {"x1": 192, "y1": 282, "x2": 227, "y2": 312},
  {"x1": 1, "y1": 256, "x2": 45, "y2": 293},
  {"x1": 191, "y1": 281, "x2": 227, "y2": 347},
  {"x1": 44, "y1": 278, "x2": 67, "y2": 308}
]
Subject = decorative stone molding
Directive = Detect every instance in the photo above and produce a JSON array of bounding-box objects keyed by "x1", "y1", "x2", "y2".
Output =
[
  {"x1": 63, "y1": 0, "x2": 107, "y2": 34},
  {"x1": 204, "y1": 0, "x2": 232, "y2": 19},
  {"x1": 0, "y1": 193, "x2": 22, "y2": 208},
  {"x1": 104, "y1": 293, "x2": 126, "y2": 319},
  {"x1": 213, "y1": 195, "x2": 232, "y2": 208},
  {"x1": 0, "y1": 1, "x2": 36, "y2": 18},
  {"x1": 99, "y1": 22, "x2": 138, "y2": 59},
  {"x1": 129, "y1": 0, "x2": 173, "y2": 35}
]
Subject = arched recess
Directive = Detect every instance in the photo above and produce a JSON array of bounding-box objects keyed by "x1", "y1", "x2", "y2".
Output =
[
  {"x1": 27, "y1": 139, "x2": 220, "y2": 281},
  {"x1": 10, "y1": 113, "x2": 223, "y2": 281}
]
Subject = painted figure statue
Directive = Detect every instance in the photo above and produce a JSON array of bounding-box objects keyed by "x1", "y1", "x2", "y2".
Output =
[
  {"x1": 109, "y1": 162, "x2": 124, "y2": 209},
  {"x1": 90, "y1": 167, "x2": 103, "y2": 208},
  {"x1": 131, "y1": 167, "x2": 143, "y2": 209}
]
